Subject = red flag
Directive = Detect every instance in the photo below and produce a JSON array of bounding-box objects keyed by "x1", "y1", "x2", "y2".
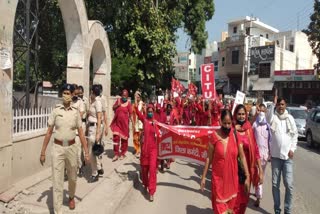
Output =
[
  {"x1": 171, "y1": 78, "x2": 177, "y2": 92},
  {"x1": 176, "y1": 80, "x2": 186, "y2": 94},
  {"x1": 188, "y1": 83, "x2": 198, "y2": 96}
]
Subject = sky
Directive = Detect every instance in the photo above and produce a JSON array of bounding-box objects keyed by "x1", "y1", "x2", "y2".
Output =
[{"x1": 176, "y1": 0, "x2": 315, "y2": 51}]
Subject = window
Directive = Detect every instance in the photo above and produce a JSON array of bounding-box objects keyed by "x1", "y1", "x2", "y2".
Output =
[
  {"x1": 189, "y1": 59, "x2": 191, "y2": 65},
  {"x1": 233, "y1": 26, "x2": 237, "y2": 34},
  {"x1": 266, "y1": 34, "x2": 269, "y2": 39},
  {"x1": 231, "y1": 50, "x2": 239, "y2": 64},
  {"x1": 314, "y1": 111, "x2": 320, "y2": 123},
  {"x1": 198, "y1": 67, "x2": 200, "y2": 75},
  {"x1": 214, "y1": 61, "x2": 219, "y2": 72},
  {"x1": 289, "y1": 44, "x2": 294, "y2": 52},
  {"x1": 258, "y1": 63, "x2": 271, "y2": 78},
  {"x1": 246, "y1": 27, "x2": 250, "y2": 35},
  {"x1": 260, "y1": 34, "x2": 263, "y2": 37},
  {"x1": 222, "y1": 57, "x2": 225, "y2": 67}
]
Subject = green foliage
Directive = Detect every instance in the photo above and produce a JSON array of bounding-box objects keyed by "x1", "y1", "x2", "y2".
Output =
[
  {"x1": 13, "y1": 0, "x2": 67, "y2": 91},
  {"x1": 13, "y1": 0, "x2": 214, "y2": 95},
  {"x1": 86, "y1": 0, "x2": 215, "y2": 95},
  {"x1": 303, "y1": 0, "x2": 320, "y2": 68}
]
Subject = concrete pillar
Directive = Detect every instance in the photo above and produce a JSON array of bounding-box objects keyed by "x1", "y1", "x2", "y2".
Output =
[{"x1": 0, "y1": 0, "x2": 18, "y2": 192}]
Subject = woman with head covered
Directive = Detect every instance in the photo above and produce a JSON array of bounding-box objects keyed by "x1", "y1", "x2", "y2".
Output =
[
  {"x1": 110, "y1": 89, "x2": 132, "y2": 161},
  {"x1": 135, "y1": 103, "x2": 161, "y2": 202},
  {"x1": 200, "y1": 109, "x2": 250, "y2": 214}
]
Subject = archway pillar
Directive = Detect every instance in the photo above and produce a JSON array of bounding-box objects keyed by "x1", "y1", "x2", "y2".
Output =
[{"x1": 0, "y1": 0, "x2": 17, "y2": 193}]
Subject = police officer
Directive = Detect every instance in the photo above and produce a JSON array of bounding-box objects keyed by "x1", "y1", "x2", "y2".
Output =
[
  {"x1": 95, "y1": 84, "x2": 108, "y2": 175},
  {"x1": 39, "y1": 84, "x2": 90, "y2": 214},
  {"x1": 71, "y1": 84, "x2": 86, "y2": 176},
  {"x1": 77, "y1": 85, "x2": 89, "y2": 174},
  {"x1": 87, "y1": 84, "x2": 103, "y2": 182}
]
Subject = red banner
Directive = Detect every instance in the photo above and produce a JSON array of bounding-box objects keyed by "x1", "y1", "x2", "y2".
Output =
[
  {"x1": 201, "y1": 63, "x2": 216, "y2": 100},
  {"x1": 156, "y1": 122, "x2": 220, "y2": 165}
]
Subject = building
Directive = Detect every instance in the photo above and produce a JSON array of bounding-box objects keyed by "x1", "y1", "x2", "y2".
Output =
[
  {"x1": 250, "y1": 31, "x2": 319, "y2": 104},
  {"x1": 173, "y1": 52, "x2": 197, "y2": 88},
  {"x1": 218, "y1": 16, "x2": 319, "y2": 104},
  {"x1": 194, "y1": 41, "x2": 219, "y2": 93},
  {"x1": 218, "y1": 16, "x2": 279, "y2": 94}
]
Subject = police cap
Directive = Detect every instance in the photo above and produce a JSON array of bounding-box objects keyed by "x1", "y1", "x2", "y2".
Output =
[{"x1": 61, "y1": 83, "x2": 75, "y2": 93}]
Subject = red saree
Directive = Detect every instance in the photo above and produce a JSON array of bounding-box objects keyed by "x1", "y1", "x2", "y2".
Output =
[{"x1": 211, "y1": 130, "x2": 238, "y2": 213}]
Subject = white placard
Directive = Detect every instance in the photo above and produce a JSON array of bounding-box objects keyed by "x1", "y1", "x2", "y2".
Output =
[
  {"x1": 173, "y1": 92, "x2": 179, "y2": 98},
  {"x1": 0, "y1": 48, "x2": 12, "y2": 70},
  {"x1": 232, "y1": 90, "x2": 246, "y2": 115},
  {"x1": 158, "y1": 95, "x2": 164, "y2": 107}
]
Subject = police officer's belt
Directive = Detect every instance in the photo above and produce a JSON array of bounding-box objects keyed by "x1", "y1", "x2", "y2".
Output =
[
  {"x1": 54, "y1": 139, "x2": 75, "y2": 146},
  {"x1": 82, "y1": 118, "x2": 87, "y2": 123}
]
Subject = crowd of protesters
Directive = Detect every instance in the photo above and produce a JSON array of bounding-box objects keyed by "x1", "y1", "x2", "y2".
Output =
[{"x1": 40, "y1": 81, "x2": 297, "y2": 214}]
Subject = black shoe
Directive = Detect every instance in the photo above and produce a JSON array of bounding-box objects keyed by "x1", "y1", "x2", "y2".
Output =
[
  {"x1": 98, "y1": 168, "x2": 104, "y2": 176},
  {"x1": 89, "y1": 175, "x2": 99, "y2": 183}
]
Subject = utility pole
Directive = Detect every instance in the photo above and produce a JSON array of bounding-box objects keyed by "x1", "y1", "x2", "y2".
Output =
[
  {"x1": 241, "y1": 17, "x2": 255, "y2": 93},
  {"x1": 25, "y1": 0, "x2": 31, "y2": 108}
]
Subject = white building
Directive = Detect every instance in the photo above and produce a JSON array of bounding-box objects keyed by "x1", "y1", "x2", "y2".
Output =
[
  {"x1": 250, "y1": 30, "x2": 318, "y2": 103},
  {"x1": 217, "y1": 16, "x2": 318, "y2": 104},
  {"x1": 194, "y1": 41, "x2": 219, "y2": 93},
  {"x1": 218, "y1": 16, "x2": 279, "y2": 94},
  {"x1": 173, "y1": 52, "x2": 197, "y2": 88}
]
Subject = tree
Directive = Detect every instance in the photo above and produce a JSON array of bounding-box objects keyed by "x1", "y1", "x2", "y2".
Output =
[
  {"x1": 303, "y1": 0, "x2": 320, "y2": 68},
  {"x1": 85, "y1": 0, "x2": 215, "y2": 95}
]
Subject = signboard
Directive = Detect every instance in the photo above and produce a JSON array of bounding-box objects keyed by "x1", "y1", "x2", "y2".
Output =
[
  {"x1": 158, "y1": 96, "x2": 164, "y2": 107},
  {"x1": 201, "y1": 63, "x2": 216, "y2": 99},
  {"x1": 250, "y1": 45, "x2": 275, "y2": 63},
  {"x1": 156, "y1": 122, "x2": 220, "y2": 165},
  {"x1": 274, "y1": 69, "x2": 316, "y2": 81},
  {"x1": 232, "y1": 90, "x2": 246, "y2": 115}
]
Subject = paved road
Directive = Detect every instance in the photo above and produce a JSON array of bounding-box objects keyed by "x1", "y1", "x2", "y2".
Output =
[{"x1": 116, "y1": 141, "x2": 320, "y2": 214}]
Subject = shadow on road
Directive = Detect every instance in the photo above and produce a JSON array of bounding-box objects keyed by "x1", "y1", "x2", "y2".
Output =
[
  {"x1": 297, "y1": 141, "x2": 320, "y2": 155},
  {"x1": 247, "y1": 197, "x2": 272, "y2": 214},
  {"x1": 37, "y1": 187, "x2": 82, "y2": 214},
  {"x1": 186, "y1": 205, "x2": 212, "y2": 214},
  {"x1": 157, "y1": 182, "x2": 211, "y2": 199}
]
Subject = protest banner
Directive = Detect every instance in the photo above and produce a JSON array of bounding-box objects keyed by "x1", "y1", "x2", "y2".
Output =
[
  {"x1": 155, "y1": 122, "x2": 220, "y2": 165},
  {"x1": 201, "y1": 63, "x2": 215, "y2": 100}
]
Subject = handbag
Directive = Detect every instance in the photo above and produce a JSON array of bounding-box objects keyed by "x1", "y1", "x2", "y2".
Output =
[
  {"x1": 234, "y1": 130, "x2": 246, "y2": 184},
  {"x1": 238, "y1": 157, "x2": 246, "y2": 184}
]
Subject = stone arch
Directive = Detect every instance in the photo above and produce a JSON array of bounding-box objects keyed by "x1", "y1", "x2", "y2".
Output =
[
  {"x1": 87, "y1": 21, "x2": 112, "y2": 99},
  {"x1": 57, "y1": 0, "x2": 88, "y2": 69},
  {"x1": 0, "y1": 0, "x2": 111, "y2": 192}
]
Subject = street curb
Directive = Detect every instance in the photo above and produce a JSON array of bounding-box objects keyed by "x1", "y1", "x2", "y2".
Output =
[{"x1": 0, "y1": 168, "x2": 51, "y2": 203}]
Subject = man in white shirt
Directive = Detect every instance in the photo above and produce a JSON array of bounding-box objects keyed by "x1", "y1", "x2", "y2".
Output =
[{"x1": 266, "y1": 96, "x2": 298, "y2": 214}]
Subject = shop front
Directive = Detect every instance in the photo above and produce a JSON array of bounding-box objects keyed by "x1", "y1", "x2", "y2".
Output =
[{"x1": 274, "y1": 70, "x2": 320, "y2": 105}]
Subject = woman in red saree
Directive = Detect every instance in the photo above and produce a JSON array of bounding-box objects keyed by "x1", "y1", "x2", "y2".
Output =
[
  {"x1": 135, "y1": 104, "x2": 161, "y2": 202},
  {"x1": 201, "y1": 109, "x2": 250, "y2": 214},
  {"x1": 110, "y1": 89, "x2": 132, "y2": 161},
  {"x1": 233, "y1": 104, "x2": 263, "y2": 214}
]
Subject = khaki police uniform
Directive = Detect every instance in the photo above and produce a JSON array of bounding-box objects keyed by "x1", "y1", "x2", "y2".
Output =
[
  {"x1": 48, "y1": 104, "x2": 82, "y2": 214},
  {"x1": 87, "y1": 97, "x2": 102, "y2": 176},
  {"x1": 72, "y1": 98, "x2": 85, "y2": 168}
]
